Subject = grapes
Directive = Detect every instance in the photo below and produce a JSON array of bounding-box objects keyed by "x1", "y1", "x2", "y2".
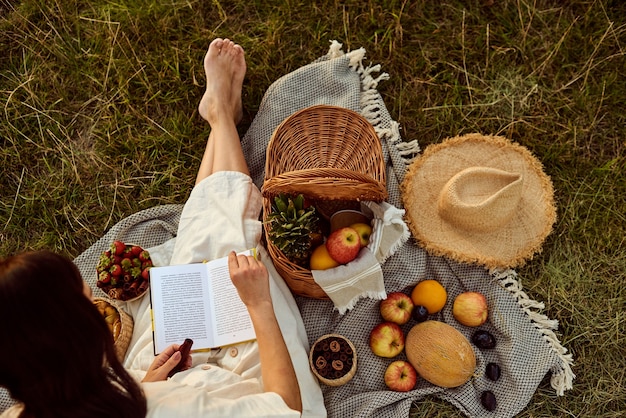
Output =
[
  {"x1": 481, "y1": 390, "x2": 497, "y2": 411},
  {"x1": 485, "y1": 363, "x2": 501, "y2": 381},
  {"x1": 412, "y1": 305, "x2": 429, "y2": 322},
  {"x1": 472, "y1": 330, "x2": 496, "y2": 349}
]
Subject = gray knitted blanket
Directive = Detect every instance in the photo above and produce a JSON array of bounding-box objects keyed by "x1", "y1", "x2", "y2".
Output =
[
  {"x1": 242, "y1": 41, "x2": 574, "y2": 417},
  {"x1": 0, "y1": 42, "x2": 574, "y2": 417}
]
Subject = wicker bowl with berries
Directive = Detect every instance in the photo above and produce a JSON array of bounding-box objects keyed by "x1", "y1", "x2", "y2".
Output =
[{"x1": 96, "y1": 241, "x2": 152, "y2": 301}]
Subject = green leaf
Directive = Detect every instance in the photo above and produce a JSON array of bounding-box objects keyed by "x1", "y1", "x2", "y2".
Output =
[{"x1": 293, "y1": 194, "x2": 305, "y2": 211}]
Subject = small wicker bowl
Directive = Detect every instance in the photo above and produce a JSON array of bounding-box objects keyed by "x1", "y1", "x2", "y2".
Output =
[
  {"x1": 96, "y1": 242, "x2": 150, "y2": 302},
  {"x1": 93, "y1": 297, "x2": 133, "y2": 362},
  {"x1": 262, "y1": 105, "x2": 388, "y2": 299},
  {"x1": 309, "y1": 334, "x2": 357, "y2": 386}
]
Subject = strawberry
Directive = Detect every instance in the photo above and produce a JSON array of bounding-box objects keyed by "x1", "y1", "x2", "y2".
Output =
[
  {"x1": 131, "y1": 245, "x2": 143, "y2": 257},
  {"x1": 98, "y1": 271, "x2": 111, "y2": 284},
  {"x1": 110, "y1": 264, "x2": 123, "y2": 276},
  {"x1": 141, "y1": 267, "x2": 151, "y2": 281},
  {"x1": 138, "y1": 250, "x2": 151, "y2": 262},
  {"x1": 113, "y1": 255, "x2": 123, "y2": 265},
  {"x1": 121, "y1": 258, "x2": 132, "y2": 272},
  {"x1": 111, "y1": 240, "x2": 126, "y2": 256},
  {"x1": 104, "y1": 250, "x2": 111, "y2": 257},
  {"x1": 98, "y1": 253, "x2": 113, "y2": 269},
  {"x1": 130, "y1": 267, "x2": 142, "y2": 279},
  {"x1": 141, "y1": 259, "x2": 153, "y2": 269},
  {"x1": 132, "y1": 258, "x2": 142, "y2": 268}
]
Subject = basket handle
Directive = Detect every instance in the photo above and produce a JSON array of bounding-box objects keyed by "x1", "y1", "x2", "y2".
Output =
[{"x1": 262, "y1": 168, "x2": 388, "y2": 202}]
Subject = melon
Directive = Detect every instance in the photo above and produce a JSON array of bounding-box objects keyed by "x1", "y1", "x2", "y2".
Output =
[{"x1": 405, "y1": 320, "x2": 476, "y2": 388}]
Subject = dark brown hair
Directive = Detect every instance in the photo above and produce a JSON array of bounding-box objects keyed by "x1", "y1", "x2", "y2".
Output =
[{"x1": 0, "y1": 251, "x2": 147, "y2": 418}]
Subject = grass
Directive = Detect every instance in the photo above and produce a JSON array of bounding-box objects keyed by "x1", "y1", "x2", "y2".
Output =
[{"x1": 1, "y1": 0, "x2": 625, "y2": 416}]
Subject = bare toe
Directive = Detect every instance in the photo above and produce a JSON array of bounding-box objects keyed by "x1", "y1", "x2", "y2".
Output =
[
  {"x1": 207, "y1": 38, "x2": 224, "y2": 59},
  {"x1": 221, "y1": 39, "x2": 235, "y2": 55}
]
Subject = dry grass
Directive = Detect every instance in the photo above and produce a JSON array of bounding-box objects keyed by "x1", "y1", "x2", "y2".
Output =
[{"x1": 1, "y1": 0, "x2": 625, "y2": 416}]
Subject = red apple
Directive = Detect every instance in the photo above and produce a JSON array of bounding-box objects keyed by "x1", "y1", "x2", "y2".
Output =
[
  {"x1": 325, "y1": 227, "x2": 361, "y2": 264},
  {"x1": 452, "y1": 291, "x2": 489, "y2": 327},
  {"x1": 380, "y1": 292, "x2": 414, "y2": 325},
  {"x1": 369, "y1": 322, "x2": 405, "y2": 358},
  {"x1": 384, "y1": 360, "x2": 418, "y2": 392}
]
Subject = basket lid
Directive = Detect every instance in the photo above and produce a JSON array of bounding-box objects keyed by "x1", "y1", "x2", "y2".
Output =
[{"x1": 263, "y1": 105, "x2": 387, "y2": 202}]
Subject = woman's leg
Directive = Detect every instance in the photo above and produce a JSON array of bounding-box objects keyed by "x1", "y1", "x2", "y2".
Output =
[{"x1": 196, "y1": 38, "x2": 249, "y2": 184}]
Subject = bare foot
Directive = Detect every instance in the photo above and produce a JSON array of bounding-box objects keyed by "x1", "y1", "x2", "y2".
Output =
[{"x1": 198, "y1": 38, "x2": 246, "y2": 125}]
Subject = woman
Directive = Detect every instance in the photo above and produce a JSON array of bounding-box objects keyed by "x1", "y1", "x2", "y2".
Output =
[
  {"x1": 1, "y1": 38, "x2": 321, "y2": 417},
  {"x1": 0, "y1": 250, "x2": 147, "y2": 418}
]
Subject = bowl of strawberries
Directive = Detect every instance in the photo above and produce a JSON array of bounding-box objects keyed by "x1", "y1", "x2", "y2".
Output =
[{"x1": 96, "y1": 240, "x2": 152, "y2": 301}]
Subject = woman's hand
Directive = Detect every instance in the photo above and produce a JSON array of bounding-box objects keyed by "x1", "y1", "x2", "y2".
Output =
[
  {"x1": 142, "y1": 343, "x2": 192, "y2": 382},
  {"x1": 227, "y1": 251, "x2": 271, "y2": 308}
]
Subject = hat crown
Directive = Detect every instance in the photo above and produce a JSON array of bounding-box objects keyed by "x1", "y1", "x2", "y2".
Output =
[{"x1": 438, "y1": 167, "x2": 523, "y2": 232}]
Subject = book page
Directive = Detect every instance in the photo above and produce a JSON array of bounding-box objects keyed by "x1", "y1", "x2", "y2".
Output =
[
  {"x1": 149, "y1": 250, "x2": 257, "y2": 354},
  {"x1": 207, "y1": 260, "x2": 256, "y2": 347},
  {"x1": 150, "y1": 263, "x2": 215, "y2": 353}
]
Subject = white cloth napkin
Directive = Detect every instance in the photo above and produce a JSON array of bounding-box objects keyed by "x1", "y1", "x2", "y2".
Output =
[
  {"x1": 361, "y1": 201, "x2": 411, "y2": 264},
  {"x1": 311, "y1": 201, "x2": 410, "y2": 314},
  {"x1": 312, "y1": 248, "x2": 384, "y2": 314}
]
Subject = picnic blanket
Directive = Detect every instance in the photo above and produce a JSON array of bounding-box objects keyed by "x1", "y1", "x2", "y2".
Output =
[
  {"x1": 0, "y1": 41, "x2": 574, "y2": 417},
  {"x1": 241, "y1": 41, "x2": 574, "y2": 417}
]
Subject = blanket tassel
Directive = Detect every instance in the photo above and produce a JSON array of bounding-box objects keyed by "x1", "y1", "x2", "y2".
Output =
[{"x1": 493, "y1": 268, "x2": 576, "y2": 396}]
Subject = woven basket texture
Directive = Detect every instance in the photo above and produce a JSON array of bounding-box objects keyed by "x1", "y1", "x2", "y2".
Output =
[
  {"x1": 309, "y1": 334, "x2": 357, "y2": 387},
  {"x1": 94, "y1": 297, "x2": 133, "y2": 362},
  {"x1": 262, "y1": 105, "x2": 387, "y2": 299}
]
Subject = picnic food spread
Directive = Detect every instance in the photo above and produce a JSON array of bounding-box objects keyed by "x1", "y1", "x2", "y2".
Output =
[
  {"x1": 261, "y1": 104, "x2": 387, "y2": 300},
  {"x1": 261, "y1": 110, "x2": 546, "y2": 411},
  {"x1": 96, "y1": 240, "x2": 152, "y2": 301},
  {"x1": 364, "y1": 280, "x2": 507, "y2": 410},
  {"x1": 265, "y1": 193, "x2": 372, "y2": 271}
]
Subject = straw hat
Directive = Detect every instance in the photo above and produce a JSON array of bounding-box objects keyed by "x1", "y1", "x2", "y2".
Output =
[{"x1": 401, "y1": 133, "x2": 556, "y2": 269}]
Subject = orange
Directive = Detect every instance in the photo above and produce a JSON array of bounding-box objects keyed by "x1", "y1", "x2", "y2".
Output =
[
  {"x1": 309, "y1": 244, "x2": 340, "y2": 270},
  {"x1": 410, "y1": 280, "x2": 447, "y2": 314}
]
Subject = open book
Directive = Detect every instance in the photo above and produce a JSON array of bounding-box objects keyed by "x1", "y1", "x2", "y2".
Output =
[{"x1": 149, "y1": 250, "x2": 257, "y2": 354}]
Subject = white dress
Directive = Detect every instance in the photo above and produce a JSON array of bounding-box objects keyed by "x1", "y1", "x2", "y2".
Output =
[{"x1": 122, "y1": 171, "x2": 327, "y2": 417}]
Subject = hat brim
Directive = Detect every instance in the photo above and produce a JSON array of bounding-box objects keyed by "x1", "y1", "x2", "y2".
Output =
[{"x1": 401, "y1": 134, "x2": 556, "y2": 269}]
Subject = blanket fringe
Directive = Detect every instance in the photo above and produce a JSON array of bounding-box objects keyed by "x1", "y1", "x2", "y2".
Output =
[
  {"x1": 395, "y1": 139, "x2": 421, "y2": 164},
  {"x1": 328, "y1": 40, "x2": 345, "y2": 59},
  {"x1": 329, "y1": 41, "x2": 420, "y2": 164},
  {"x1": 492, "y1": 268, "x2": 576, "y2": 396}
]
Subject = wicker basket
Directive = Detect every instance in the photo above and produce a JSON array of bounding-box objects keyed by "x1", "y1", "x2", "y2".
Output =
[
  {"x1": 309, "y1": 334, "x2": 357, "y2": 386},
  {"x1": 93, "y1": 297, "x2": 133, "y2": 362},
  {"x1": 262, "y1": 105, "x2": 387, "y2": 299}
]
